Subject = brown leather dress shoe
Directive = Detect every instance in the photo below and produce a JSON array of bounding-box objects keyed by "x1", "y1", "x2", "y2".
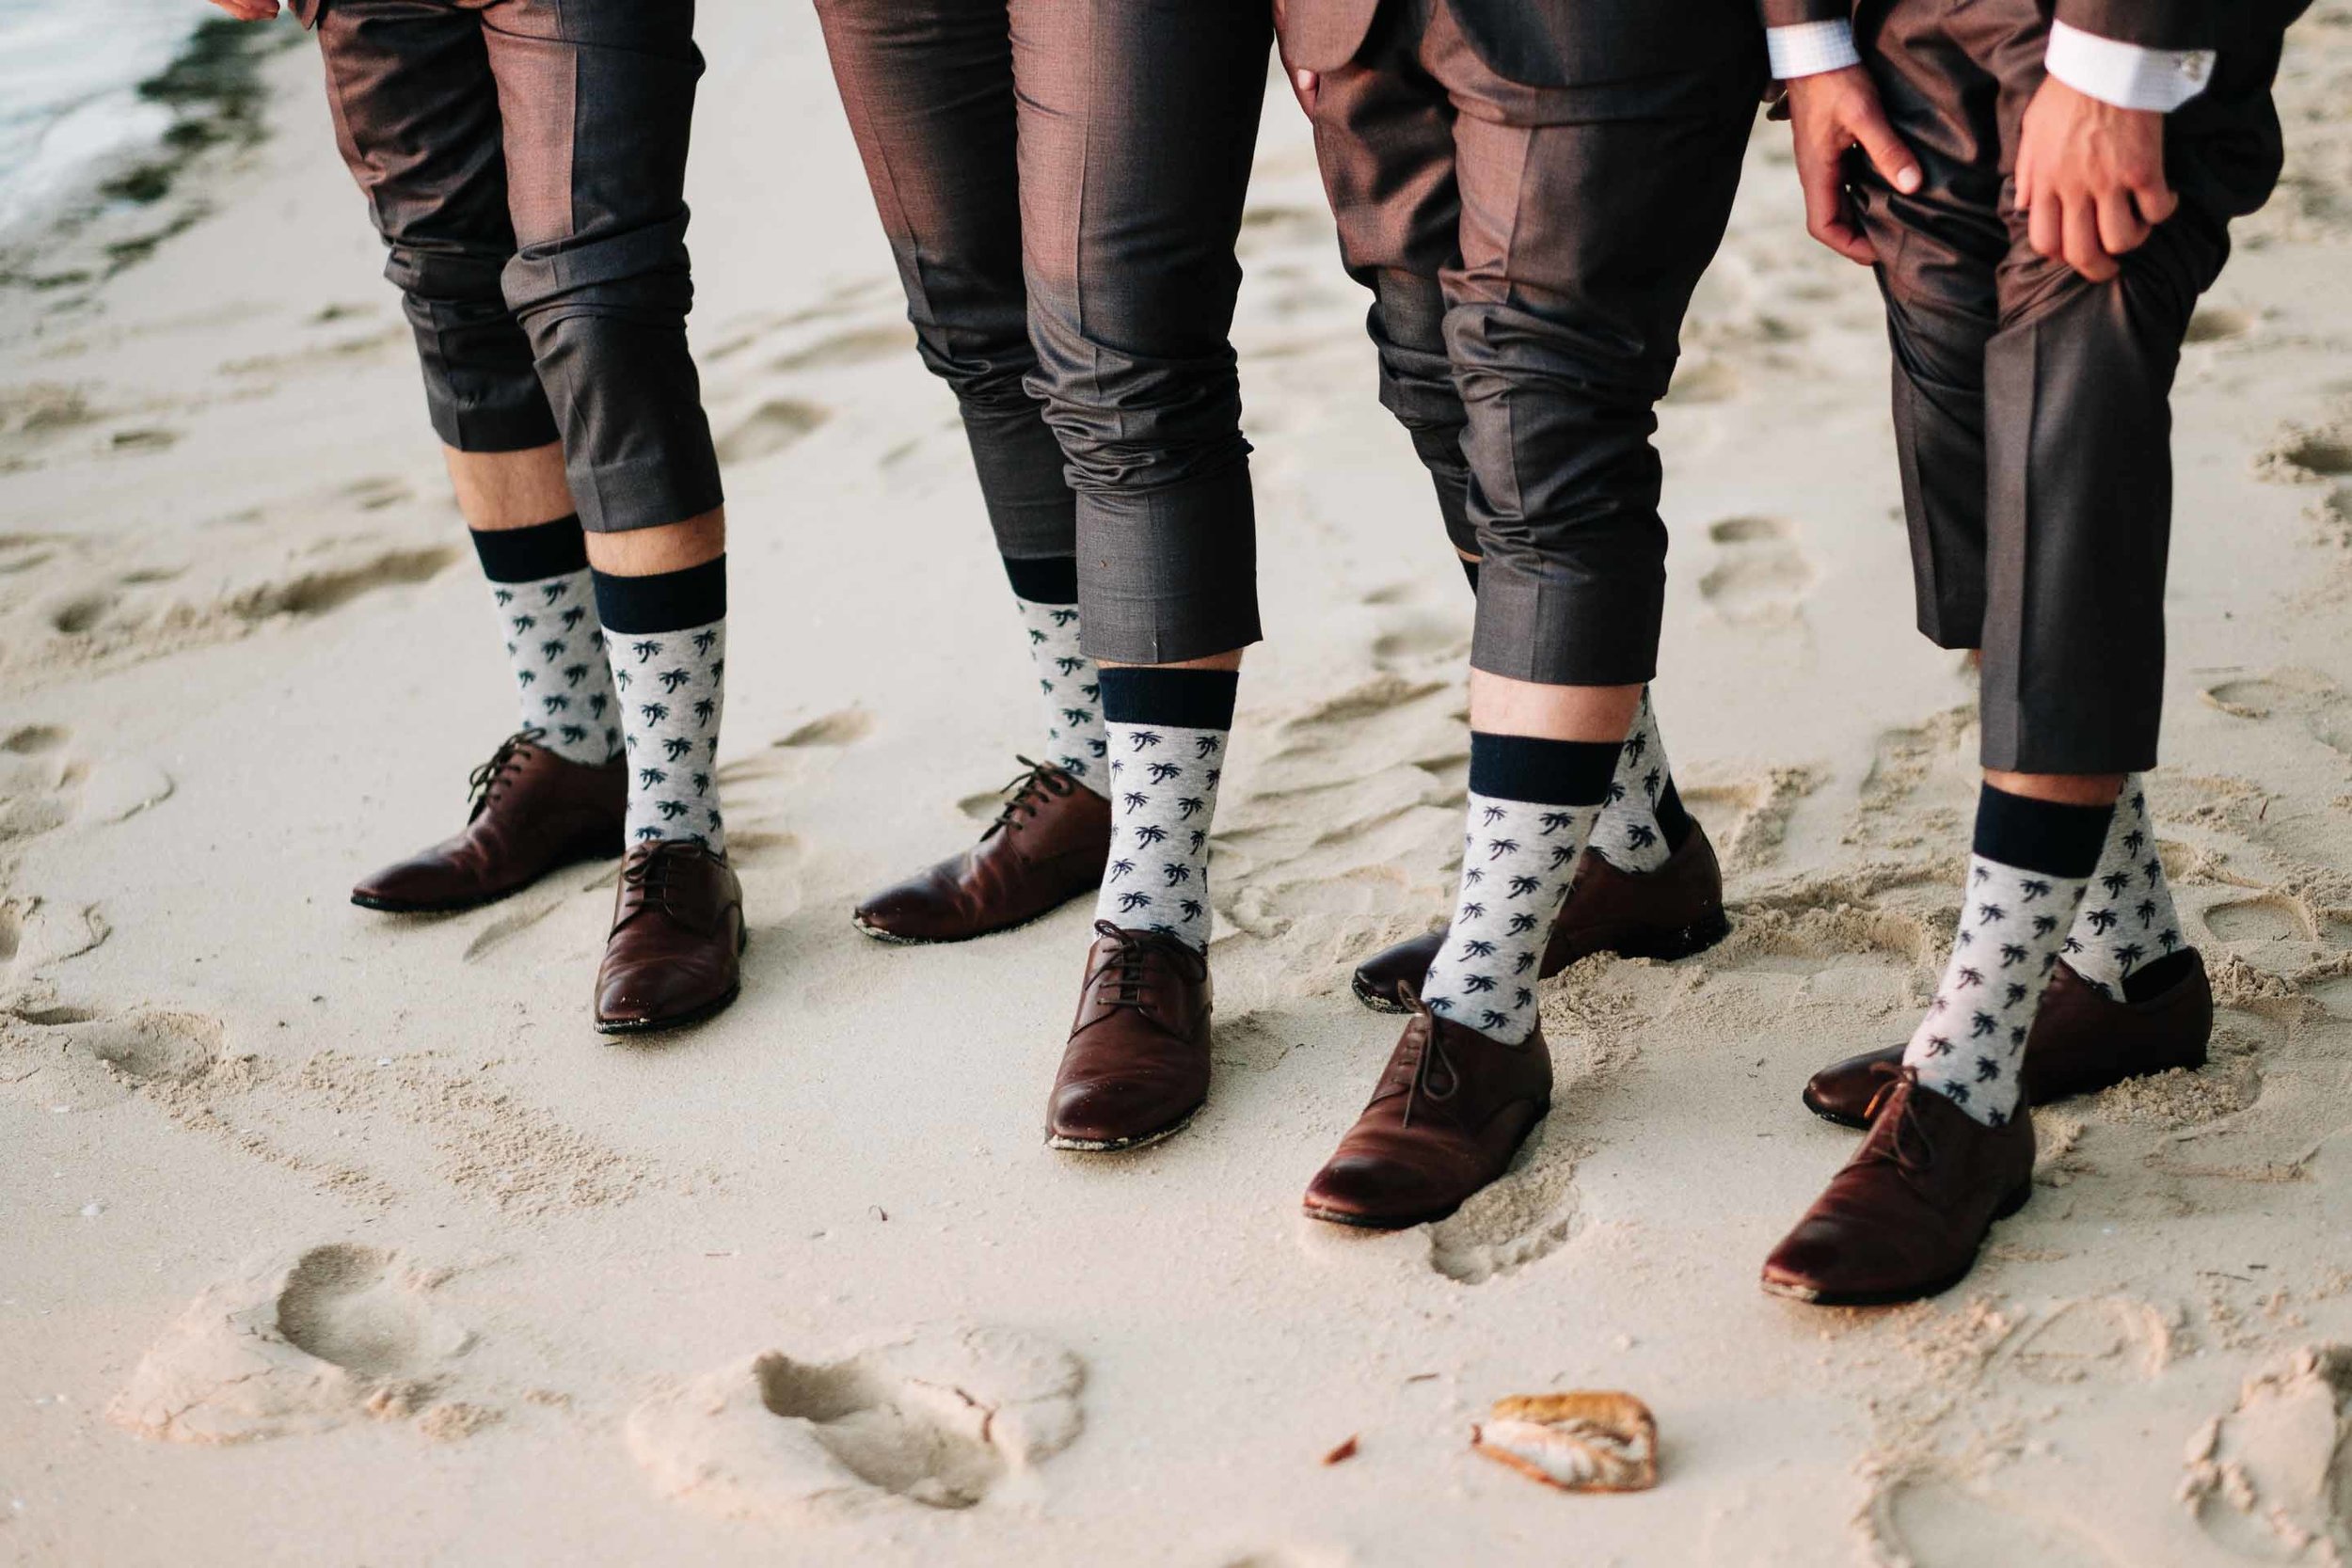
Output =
[
  {"x1": 595, "y1": 841, "x2": 746, "y2": 1035},
  {"x1": 1801, "y1": 949, "x2": 2214, "y2": 1129},
  {"x1": 1351, "y1": 818, "x2": 1729, "y2": 1014},
  {"x1": 1045, "y1": 921, "x2": 1212, "y2": 1151},
  {"x1": 853, "y1": 760, "x2": 1111, "y2": 944},
  {"x1": 1302, "y1": 993, "x2": 1552, "y2": 1229},
  {"x1": 352, "y1": 732, "x2": 625, "y2": 913},
  {"x1": 1760, "y1": 1070, "x2": 2035, "y2": 1307}
]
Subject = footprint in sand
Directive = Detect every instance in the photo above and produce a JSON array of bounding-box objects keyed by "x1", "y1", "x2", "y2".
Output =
[
  {"x1": 2180, "y1": 1344, "x2": 2352, "y2": 1562},
  {"x1": 1212, "y1": 672, "x2": 1469, "y2": 989},
  {"x1": 2001, "y1": 1296, "x2": 2180, "y2": 1386},
  {"x1": 715, "y1": 398, "x2": 830, "y2": 464},
  {"x1": 0, "y1": 1007, "x2": 220, "y2": 1111},
  {"x1": 2205, "y1": 892, "x2": 2321, "y2": 960},
  {"x1": 767, "y1": 324, "x2": 915, "y2": 373},
  {"x1": 2185, "y1": 305, "x2": 2258, "y2": 344},
  {"x1": 627, "y1": 1326, "x2": 1085, "y2": 1524},
  {"x1": 2257, "y1": 421, "x2": 2352, "y2": 486},
  {"x1": 2202, "y1": 667, "x2": 2352, "y2": 778},
  {"x1": 1681, "y1": 765, "x2": 1819, "y2": 874},
  {"x1": 0, "y1": 722, "x2": 173, "y2": 846},
  {"x1": 0, "y1": 895, "x2": 109, "y2": 982},
  {"x1": 1698, "y1": 515, "x2": 1816, "y2": 625},
  {"x1": 1426, "y1": 1127, "x2": 1581, "y2": 1285},
  {"x1": 1862, "y1": 1470, "x2": 2128, "y2": 1567},
  {"x1": 30, "y1": 540, "x2": 457, "y2": 663},
  {"x1": 110, "y1": 1243, "x2": 475, "y2": 1444}
]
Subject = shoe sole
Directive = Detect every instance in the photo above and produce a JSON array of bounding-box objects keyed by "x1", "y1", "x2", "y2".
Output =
[
  {"x1": 350, "y1": 843, "x2": 620, "y2": 916},
  {"x1": 1300, "y1": 1199, "x2": 1462, "y2": 1231},
  {"x1": 1800, "y1": 1088, "x2": 1872, "y2": 1132},
  {"x1": 594, "y1": 928, "x2": 749, "y2": 1037},
  {"x1": 1757, "y1": 1179, "x2": 2036, "y2": 1308},
  {"x1": 1044, "y1": 1102, "x2": 1200, "y2": 1154},
  {"x1": 850, "y1": 895, "x2": 1073, "y2": 948},
  {"x1": 1351, "y1": 906, "x2": 1733, "y2": 1015}
]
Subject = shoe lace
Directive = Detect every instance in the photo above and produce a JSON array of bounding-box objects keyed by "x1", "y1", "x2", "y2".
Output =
[
  {"x1": 1855, "y1": 1069, "x2": 1941, "y2": 1190},
  {"x1": 1389, "y1": 984, "x2": 1463, "y2": 1131},
  {"x1": 466, "y1": 728, "x2": 545, "y2": 819},
  {"x1": 983, "y1": 756, "x2": 1075, "y2": 841},
  {"x1": 618, "y1": 838, "x2": 706, "y2": 922},
  {"x1": 1085, "y1": 919, "x2": 1169, "y2": 1014}
]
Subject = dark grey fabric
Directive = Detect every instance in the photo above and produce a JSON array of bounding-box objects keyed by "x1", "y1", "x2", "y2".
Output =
[
  {"x1": 1850, "y1": 0, "x2": 2289, "y2": 772},
  {"x1": 1298, "y1": 0, "x2": 1756, "y2": 687},
  {"x1": 314, "y1": 0, "x2": 723, "y2": 535},
  {"x1": 816, "y1": 0, "x2": 1268, "y2": 661},
  {"x1": 1285, "y1": 0, "x2": 1762, "y2": 102}
]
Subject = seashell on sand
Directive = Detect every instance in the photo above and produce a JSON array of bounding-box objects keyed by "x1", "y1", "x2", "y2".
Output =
[{"x1": 1470, "y1": 1391, "x2": 1658, "y2": 1494}]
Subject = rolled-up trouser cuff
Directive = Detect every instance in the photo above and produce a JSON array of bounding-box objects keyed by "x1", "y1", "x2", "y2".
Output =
[
  {"x1": 1470, "y1": 559, "x2": 1664, "y2": 688},
  {"x1": 503, "y1": 218, "x2": 722, "y2": 533},
  {"x1": 1979, "y1": 708, "x2": 2161, "y2": 776},
  {"x1": 417, "y1": 356, "x2": 562, "y2": 453},
  {"x1": 523, "y1": 310, "x2": 723, "y2": 534},
  {"x1": 389, "y1": 247, "x2": 561, "y2": 453},
  {"x1": 1074, "y1": 461, "x2": 1261, "y2": 665}
]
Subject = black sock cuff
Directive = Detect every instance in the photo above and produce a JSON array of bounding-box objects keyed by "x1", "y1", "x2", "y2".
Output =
[
  {"x1": 1098, "y1": 667, "x2": 1238, "y2": 730},
  {"x1": 592, "y1": 556, "x2": 726, "y2": 635},
  {"x1": 1973, "y1": 784, "x2": 2114, "y2": 879},
  {"x1": 1469, "y1": 732, "x2": 1622, "y2": 807},
  {"x1": 1002, "y1": 554, "x2": 1079, "y2": 605},
  {"x1": 470, "y1": 516, "x2": 585, "y2": 582},
  {"x1": 1654, "y1": 775, "x2": 1694, "y2": 851}
]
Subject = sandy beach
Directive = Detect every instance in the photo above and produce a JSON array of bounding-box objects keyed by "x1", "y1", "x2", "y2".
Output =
[{"x1": 5, "y1": 7, "x2": 2352, "y2": 1564}]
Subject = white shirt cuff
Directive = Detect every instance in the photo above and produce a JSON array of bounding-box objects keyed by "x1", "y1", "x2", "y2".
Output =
[
  {"x1": 1767, "y1": 19, "x2": 1861, "y2": 80},
  {"x1": 2044, "y1": 20, "x2": 2216, "y2": 112}
]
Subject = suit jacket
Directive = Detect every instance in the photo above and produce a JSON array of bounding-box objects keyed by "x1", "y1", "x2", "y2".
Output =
[
  {"x1": 1756, "y1": 0, "x2": 2307, "y2": 53},
  {"x1": 1282, "y1": 0, "x2": 1761, "y2": 89}
]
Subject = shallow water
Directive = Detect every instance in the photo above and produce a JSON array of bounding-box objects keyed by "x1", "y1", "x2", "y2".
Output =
[{"x1": 0, "y1": 0, "x2": 209, "y2": 239}]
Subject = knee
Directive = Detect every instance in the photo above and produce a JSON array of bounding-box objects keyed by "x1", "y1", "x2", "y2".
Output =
[
  {"x1": 919, "y1": 343, "x2": 1037, "y2": 426},
  {"x1": 501, "y1": 215, "x2": 694, "y2": 336},
  {"x1": 1026, "y1": 322, "x2": 1247, "y2": 490}
]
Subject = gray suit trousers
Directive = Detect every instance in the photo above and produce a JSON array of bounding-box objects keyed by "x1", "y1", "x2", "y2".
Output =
[{"x1": 816, "y1": 0, "x2": 1269, "y2": 663}]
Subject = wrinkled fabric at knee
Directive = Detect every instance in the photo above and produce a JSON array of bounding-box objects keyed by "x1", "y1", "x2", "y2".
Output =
[{"x1": 502, "y1": 216, "x2": 721, "y2": 533}]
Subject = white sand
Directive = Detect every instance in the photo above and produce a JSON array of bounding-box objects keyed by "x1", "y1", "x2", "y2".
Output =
[{"x1": 6, "y1": 8, "x2": 2352, "y2": 1565}]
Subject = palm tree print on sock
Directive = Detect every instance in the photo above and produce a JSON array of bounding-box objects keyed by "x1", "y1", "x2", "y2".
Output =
[
  {"x1": 2065, "y1": 775, "x2": 2184, "y2": 995},
  {"x1": 1899, "y1": 855, "x2": 2092, "y2": 1126},
  {"x1": 1417, "y1": 793, "x2": 1604, "y2": 1045},
  {"x1": 1090, "y1": 720, "x2": 1227, "y2": 950},
  {"x1": 486, "y1": 567, "x2": 621, "y2": 766},
  {"x1": 613, "y1": 616, "x2": 726, "y2": 853},
  {"x1": 1590, "y1": 689, "x2": 1678, "y2": 874},
  {"x1": 1014, "y1": 595, "x2": 1110, "y2": 796}
]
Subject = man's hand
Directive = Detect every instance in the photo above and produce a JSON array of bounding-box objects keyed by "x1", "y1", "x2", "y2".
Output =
[
  {"x1": 1784, "y1": 66, "x2": 1922, "y2": 265},
  {"x1": 207, "y1": 0, "x2": 280, "y2": 17},
  {"x1": 1269, "y1": 0, "x2": 1317, "y2": 114},
  {"x1": 2014, "y1": 76, "x2": 2174, "y2": 282}
]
